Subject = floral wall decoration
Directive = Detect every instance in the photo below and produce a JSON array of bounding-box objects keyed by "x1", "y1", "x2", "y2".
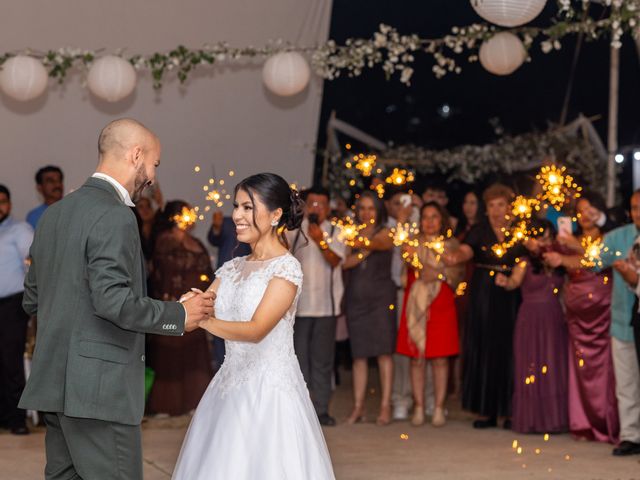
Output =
[
  {"x1": 325, "y1": 126, "x2": 609, "y2": 199},
  {"x1": 0, "y1": 0, "x2": 637, "y2": 100}
]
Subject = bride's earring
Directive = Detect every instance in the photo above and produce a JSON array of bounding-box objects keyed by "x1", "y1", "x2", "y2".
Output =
[{"x1": 271, "y1": 218, "x2": 279, "y2": 227}]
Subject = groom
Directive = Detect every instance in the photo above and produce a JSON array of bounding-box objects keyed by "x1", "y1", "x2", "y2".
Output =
[{"x1": 19, "y1": 118, "x2": 214, "y2": 479}]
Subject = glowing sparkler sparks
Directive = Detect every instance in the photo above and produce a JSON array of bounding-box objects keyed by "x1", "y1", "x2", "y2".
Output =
[
  {"x1": 389, "y1": 223, "x2": 420, "y2": 247},
  {"x1": 511, "y1": 196, "x2": 540, "y2": 219},
  {"x1": 490, "y1": 221, "x2": 537, "y2": 259},
  {"x1": 385, "y1": 168, "x2": 415, "y2": 186},
  {"x1": 372, "y1": 182, "x2": 385, "y2": 199},
  {"x1": 580, "y1": 236, "x2": 609, "y2": 268},
  {"x1": 332, "y1": 217, "x2": 367, "y2": 247},
  {"x1": 424, "y1": 234, "x2": 448, "y2": 256},
  {"x1": 536, "y1": 165, "x2": 582, "y2": 210},
  {"x1": 172, "y1": 206, "x2": 198, "y2": 230},
  {"x1": 492, "y1": 244, "x2": 506, "y2": 258},
  {"x1": 390, "y1": 223, "x2": 413, "y2": 246},
  {"x1": 402, "y1": 251, "x2": 424, "y2": 270},
  {"x1": 354, "y1": 154, "x2": 376, "y2": 177}
]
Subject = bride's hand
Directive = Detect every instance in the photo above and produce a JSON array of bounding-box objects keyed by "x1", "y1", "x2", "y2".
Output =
[{"x1": 179, "y1": 291, "x2": 197, "y2": 303}]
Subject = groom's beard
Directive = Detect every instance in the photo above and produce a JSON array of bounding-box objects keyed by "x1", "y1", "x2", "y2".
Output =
[{"x1": 132, "y1": 165, "x2": 150, "y2": 203}]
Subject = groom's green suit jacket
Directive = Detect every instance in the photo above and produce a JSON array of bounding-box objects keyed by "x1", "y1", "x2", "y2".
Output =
[{"x1": 19, "y1": 177, "x2": 185, "y2": 425}]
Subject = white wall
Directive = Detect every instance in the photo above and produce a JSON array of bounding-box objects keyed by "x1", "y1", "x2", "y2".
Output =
[{"x1": 1, "y1": 0, "x2": 332, "y2": 242}]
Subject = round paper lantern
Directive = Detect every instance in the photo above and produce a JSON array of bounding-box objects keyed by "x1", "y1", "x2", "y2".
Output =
[
  {"x1": 0, "y1": 55, "x2": 48, "y2": 101},
  {"x1": 479, "y1": 32, "x2": 526, "y2": 76},
  {"x1": 87, "y1": 55, "x2": 137, "y2": 102},
  {"x1": 471, "y1": 0, "x2": 547, "y2": 27},
  {"x1": 262, "y1": 52, "x2": 310, "y2": 97}
]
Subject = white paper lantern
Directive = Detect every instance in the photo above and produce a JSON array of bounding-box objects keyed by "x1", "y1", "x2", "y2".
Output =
[
  {"x1": 262, "y1": 52, "x2": 311, "y2": 97},
  {"x1": 0, "y1": 55, "x2": 48, "y2": 102},
  {"x1": 87, "y1": 55, "x2": 137, "y2": 102},
  {"x1": 471, "y1": 0, "x2": 547, "y2": 27},
  {"x1": 479, "y1": 32, "x2": 526, "y2": 76}
]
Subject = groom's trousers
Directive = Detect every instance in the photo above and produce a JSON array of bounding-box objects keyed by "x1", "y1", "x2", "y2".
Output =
[{"x1": 43, "y1": 412, "x2": 142, "y2": 480}]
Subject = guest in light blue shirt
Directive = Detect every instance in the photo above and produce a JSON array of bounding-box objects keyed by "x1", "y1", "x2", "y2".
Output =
[
  {"x1": 0, "y1": 184, "x2": 33, "y2": 435},
  {"x1": 26, "y1": 165, "x2": 64, "y2": 229},
  {"x1": 0, "y1": 187, "x2": 33, "y2": 297},
  {"x1": 598, "y1": 190, "x2": 640, "y2": 456}
]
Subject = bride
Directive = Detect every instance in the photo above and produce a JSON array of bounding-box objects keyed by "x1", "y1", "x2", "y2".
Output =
[{"x1": 172, "y1": 173, "x2": 335, "y2": 479}]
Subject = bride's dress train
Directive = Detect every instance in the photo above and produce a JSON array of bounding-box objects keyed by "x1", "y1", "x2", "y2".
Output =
[{"x1": 172, "y1": 254, "x2": 335, "y2": 479}]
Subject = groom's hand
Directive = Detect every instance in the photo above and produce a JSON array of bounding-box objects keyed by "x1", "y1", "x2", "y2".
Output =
[{"x1": 183, "y1": 291, "x2": 215, "y2": 332}]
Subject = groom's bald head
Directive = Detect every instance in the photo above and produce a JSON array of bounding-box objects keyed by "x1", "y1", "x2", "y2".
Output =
[
  {"x1": 98, "y1": 118, "x2": 158, "y2": 160},
  {"x1": 95, "y1": 118, "x2": 162, "y2": 202}
]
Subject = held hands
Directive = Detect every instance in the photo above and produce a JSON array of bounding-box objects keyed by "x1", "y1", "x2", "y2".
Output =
[{"x1": 182, "y1": 289, "x2": 216, "y2": 332}]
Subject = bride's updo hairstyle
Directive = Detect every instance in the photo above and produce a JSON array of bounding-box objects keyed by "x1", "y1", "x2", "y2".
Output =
[{"x1": 234, "y1": 173, "x2": 305, "y2": 246}]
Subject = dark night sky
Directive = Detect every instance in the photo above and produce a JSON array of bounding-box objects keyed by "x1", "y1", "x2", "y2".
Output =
[{"x1": 315, "y1": 1, "x2": 640, "y2": 195}]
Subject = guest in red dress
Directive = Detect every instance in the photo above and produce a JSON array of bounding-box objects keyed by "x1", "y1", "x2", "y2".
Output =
[{"x1": 397, "y1": 202, "x2": 464, "y2": 427}]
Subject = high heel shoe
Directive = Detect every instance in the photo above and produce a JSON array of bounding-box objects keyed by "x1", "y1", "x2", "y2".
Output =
[
  {"x1": 347, "y1": 406, "x2": 366, "y2": 424},
  {"x1": 411, "y1": 406, "x2": 425, "y2": 427},
  {"x1": 376, "y1": 405, "x2": 392, "y2": 426},
  {"x1": 431, "y1": 407, "x2": 446, "y2": 427},
  {"x1": 472, "y1": 416, "x2": 497, "y2": 429}
]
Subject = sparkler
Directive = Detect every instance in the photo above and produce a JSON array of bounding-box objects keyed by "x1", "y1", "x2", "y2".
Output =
[
  {"x1": 332, "y1": 217, "x2": 368, "y2": 247},
  {"x1": 580, "y1": 236, "x2": 609, "y2": 268},
  {"x1": 536, "y1": 165, "x2": 582, "y2": 210},
  {"x1": 511, "y1": 196, "x2": 540, "y2": 219},
  {"x1": 354, "y1": 154, "x2": 376, "y2": 177},
  {"x1": 172, "y1": 206, "x2": 198, "y2": 230},
  {"x1": 389, "y1": 222, "x2": 419, "y2": 247},
  {"x1": 385, "y1": 168, "x2": 415, "y2": 186}
]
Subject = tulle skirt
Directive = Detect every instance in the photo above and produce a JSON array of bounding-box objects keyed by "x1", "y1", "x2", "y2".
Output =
[{"x1": 172, "y1": 363, "x2": 335, "y2": 479}]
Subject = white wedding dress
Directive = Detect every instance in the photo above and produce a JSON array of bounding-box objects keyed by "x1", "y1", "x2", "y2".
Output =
[{"x1": 172, "y1": 253, "x2": 335, "y2": 480}]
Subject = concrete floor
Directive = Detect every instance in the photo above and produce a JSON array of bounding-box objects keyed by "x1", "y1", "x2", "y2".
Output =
[{"x1": 2, "y1": 369, "x2": 639, "y2": 479}]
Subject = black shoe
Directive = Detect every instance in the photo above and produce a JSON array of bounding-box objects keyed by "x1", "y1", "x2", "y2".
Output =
[
  {"x1": 503, "y1": 419, "x2": 512, "y2": 430},
  {"x1": 10, "y1": 425, "x2": 29, "y2": 435},
  {"x1": 612, "y1": 441, "x2": 640, "y2": 456},
  {"x1": 318, "y1": 413, "x2": 336, "y2": 426},
  {"x1": 473, "y1": 417, "x2": 497, "y2": 429}
]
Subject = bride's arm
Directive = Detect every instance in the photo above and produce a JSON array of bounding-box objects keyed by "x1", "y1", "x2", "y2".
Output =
[{"x1": 199, "y1": 277, "x2": 297, "y2": 343}]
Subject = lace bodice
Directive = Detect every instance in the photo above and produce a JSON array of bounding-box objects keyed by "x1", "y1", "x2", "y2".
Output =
[{"x1": 211, "y1": 253, "x2": 304, "y2": 395}]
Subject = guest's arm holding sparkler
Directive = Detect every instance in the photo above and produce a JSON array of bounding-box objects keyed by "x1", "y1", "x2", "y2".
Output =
[
  {"x1": 342, "y1": 247, "x2": 371, "y2": 270},
  {"x1": 556, "y1": 232, "x2": 583, "y2": 254},
  {"x1": 495, "y1": 261, "x2": 527, "y2": 291},
  {"x1": 613, "y1": 259, "x2": 639, "y2": 288},
  {"x1": 441, "y1": 243, "x2": 473, "y2": 266},
  {"x1": 542, "y1": 251, "x2": 583, "y2": 270}
]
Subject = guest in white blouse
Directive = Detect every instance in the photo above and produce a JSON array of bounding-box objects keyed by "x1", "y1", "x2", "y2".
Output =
[{"x1": 288, "y1": 186, "x2": 346, "y2": 426}]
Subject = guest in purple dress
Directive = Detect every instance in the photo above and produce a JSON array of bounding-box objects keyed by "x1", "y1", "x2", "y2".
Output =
[
  {"x1": 543, "y1": 196, "x2": 619, "y2": 443},
  {"x1": 495, "y1": 221, "x2": 568, "y2": 434}
]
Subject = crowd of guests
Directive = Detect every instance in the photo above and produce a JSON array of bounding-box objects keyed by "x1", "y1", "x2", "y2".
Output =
[
  {"x1": 2, "y1": 166, "x2": 640, "y2": 460},
  {"x1": 284, "y1": 179, "x2": 639, "y2": 458}
]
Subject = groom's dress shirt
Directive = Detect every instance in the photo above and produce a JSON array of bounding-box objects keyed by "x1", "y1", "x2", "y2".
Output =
[
  {"x1": 0, "y1": 217, "x2": 33, "y2": 298},
  {"x1": 91, "y1": 172, "x2": 135, "y2": 207}
]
